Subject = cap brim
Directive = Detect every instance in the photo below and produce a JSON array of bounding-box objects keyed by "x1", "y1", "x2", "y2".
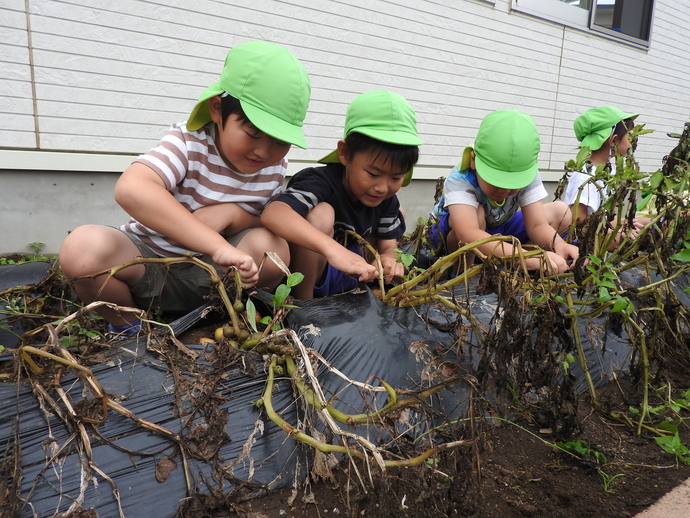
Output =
[
  {"x1": 355, "y1": 127, "x2": 423, "y2": 147},
  {"x1": 460, "y1": 146, "x2": 473, "y2": 170},
  {"x1": 186, "y1": 84, "x2": 307, "y2": 148},
  {"x1": 187, "y1": 83, "x2": 224, "y2": 131},
  {"x1": 401, "y1": 168, "x2": 413, "y2": 187},
  {"x1": 242, "y1": 100, "x2": 307, "y2": 149},
  {"x1": 474, "y1": 154, "x2": 537, "y2": 190},
  {"x1": 580, "y1": 128, "x2": 613, "y2": 151},
  {"x1": 318, "y1": 149, "x2": 340, "y2": 164}
]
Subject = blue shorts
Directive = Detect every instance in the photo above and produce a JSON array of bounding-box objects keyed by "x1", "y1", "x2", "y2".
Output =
[
  {"x1": 430, "y1": 210, "x2": 530, "y2": 252},
  {"x1": 313, "y1": 243, "x2": 362, "y2": 298}
]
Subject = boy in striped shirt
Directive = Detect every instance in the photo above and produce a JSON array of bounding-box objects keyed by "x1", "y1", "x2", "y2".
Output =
[{"x1": 59, "y1": 41, "x2": 311, "y2": 336}]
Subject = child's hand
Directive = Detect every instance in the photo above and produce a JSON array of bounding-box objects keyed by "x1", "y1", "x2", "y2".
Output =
[
  {"x1": 626, "y1": 216, "x2": 650, "y2": 240},
  {"x1": 554, "y1": 241, "x2": 579, "y2": 267},
  {"x1": 379, "y1": 254, "x2": 404, "y2": 283},
  {"x1": 325, "y1": 247, "x2": 378, "y2": 282},
  {"x1": 541, "y1": 251, "x2": 572, "y2": 275},
  {"x1": 211, "y1": 245, "x2": 259, "y2": 287}
]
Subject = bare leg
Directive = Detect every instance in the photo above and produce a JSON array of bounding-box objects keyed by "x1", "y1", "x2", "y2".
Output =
[
  {"x1": 59, "y1": 225, "x2": 145, "y2": 326},
  {"x1": 234, "y1": 227, "x2": 290, "y2": 291},
  {"x1": 289, "y1": 203, "x2": 334, "y2": 300}
]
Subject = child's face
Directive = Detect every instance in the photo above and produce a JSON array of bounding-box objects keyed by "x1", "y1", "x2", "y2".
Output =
[
  {"x1": 476, "y1": 173, "x2": 519, "y2": 203},
  {"x1": 470, "y1": 152, "x2": 519, "y2": 203},
  {"x1": 612, "y1": 132, "x2": 632, "y2": 156},
  {"x1": 210, "y1": 97, "x2": 291, "y2": 174},
  {"x1": 338, "y1": 142, "x2": 406, "y2": 207}
]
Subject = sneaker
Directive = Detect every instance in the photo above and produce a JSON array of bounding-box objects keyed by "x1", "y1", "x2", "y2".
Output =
[{"x1": 106, "y1": 319, "x2": 142, "y2": 341}]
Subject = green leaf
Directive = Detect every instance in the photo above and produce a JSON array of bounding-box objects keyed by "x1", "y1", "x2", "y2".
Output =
[
  {"x1": 245, "y1": 299, "x2": 258, "y2": 332},
  {"x1": 273, "y1": 284, "x2": 291, "y2": 306},
  {"x1": 655, "y1": 433, "x2": 684, "y2": 456},
  {"x1": 648, "y1": 170, "x2": 664, "y2": 189},
  {"x1": 395, "y1": 249, "x2": 415, "y2": 268},
  {"x1": 576, "y1": 147, "x2": 591, "y2": 164},
  {"x1": 598, "y1": 286, "x2": 612, "y2": 302},
  {"x1": 286, "y1": 272, "x2": 305, "y2": 288},
  {"x1": 610, "y1": 297, "x2": 629, "y2": 314},
  {"x1": 657, "y1": 421, "x2": 679, "y2": 434},
  {"x1": 671, "y1": 249, "x2": 690, "y2": 262}
]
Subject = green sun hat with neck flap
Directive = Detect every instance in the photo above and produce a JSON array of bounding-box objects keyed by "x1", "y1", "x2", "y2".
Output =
[
  {"x1": 574, "y1": 106, "x2": 639, "y2": 151},
  {"x1": 318, "y1": 90, "x2": 423, "y2": 186},
  {"x1": 186, "y1": 40, "x2": 311, "y2": 149},
  {"x1": 472, "y1": 109, "x2": 541, "y2": 190}
]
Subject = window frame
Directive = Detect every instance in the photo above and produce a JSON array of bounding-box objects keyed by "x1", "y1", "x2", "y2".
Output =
[{"x1": 511, "y1": 0, "x2": 655, "y2": 49}]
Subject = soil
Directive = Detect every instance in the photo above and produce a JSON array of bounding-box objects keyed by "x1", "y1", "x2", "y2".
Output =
[
  {"x1": 4, "y1": 259, "x2": 690, "y2": 518},
  {"x1": 173, "y1": 323, "x2": 690, "y2": 518}
]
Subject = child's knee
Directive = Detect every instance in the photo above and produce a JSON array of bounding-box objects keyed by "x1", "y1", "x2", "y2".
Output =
[
  {"x1": 237, "y1": 228, "x2": 289, "y2": 259},
  {"x1": 59, "y1": 226, "x2": 131, "y2": 278},
  {"x1": 305, "y1": 203, "x2": 335, "y2": 235},
  {"x1": 59, "y1": 225, "x2": 101, "y2": 271}
]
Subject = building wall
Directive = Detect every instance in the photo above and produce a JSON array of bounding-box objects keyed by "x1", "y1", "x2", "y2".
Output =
[{"x1": 1, "y1": 0, "x2": 689, "y2": 254}]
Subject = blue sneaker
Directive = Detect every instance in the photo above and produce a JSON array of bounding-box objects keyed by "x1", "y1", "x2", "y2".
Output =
[{"x1": 106, "y1": 319, "x2": 142, "y2": 340}]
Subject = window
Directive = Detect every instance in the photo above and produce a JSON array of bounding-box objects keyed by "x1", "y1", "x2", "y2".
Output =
[{"x1": 512, "y1": 0, "x2": 655, "y2": 47}]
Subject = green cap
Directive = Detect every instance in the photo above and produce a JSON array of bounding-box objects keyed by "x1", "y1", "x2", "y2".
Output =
[
  {"x1": 574, "y1": 106, "x2": 639, "y2": 151},
  {"x1": 187, "y1": 41, "x2": 311, "y2": 148},
  {"x1": 473, "y1": 109, "x2": 540, "y2": 190},
  {"x1": 318, "y1": 90, "x2": 423, "y2": 186}
]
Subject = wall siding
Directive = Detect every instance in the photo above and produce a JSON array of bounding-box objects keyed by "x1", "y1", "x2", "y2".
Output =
[{"x1": 3, "y1": 0, "x2": 688, "y2": 172}]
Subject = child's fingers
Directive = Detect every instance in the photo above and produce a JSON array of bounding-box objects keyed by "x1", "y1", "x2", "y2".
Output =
[
  {"x1": 236, "y1": 259, "x2": 259, "y2": 287},
  {"x1": 357, "y1": 264, "x2": 378, "y2": 282}
]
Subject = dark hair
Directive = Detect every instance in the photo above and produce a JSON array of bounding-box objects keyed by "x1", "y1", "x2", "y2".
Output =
[
  {"x1": 341, "y1": 132, "x2": 419, "y2": 174},
  {"x1": 613, "y1": 117, "x2": 635, "y2": 139},
  {"x1": 613, "y1": 117, "x2": 636, "y2": 151},
  {"x1": 219, "y1": 93, "x2": 251, "y2": 128}
]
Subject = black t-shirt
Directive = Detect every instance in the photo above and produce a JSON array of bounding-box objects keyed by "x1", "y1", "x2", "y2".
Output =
[{"x1": 274, "y1": 163, "x2": 405, "y2": 246}]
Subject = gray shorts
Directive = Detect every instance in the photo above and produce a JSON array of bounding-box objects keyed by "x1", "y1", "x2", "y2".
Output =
[{"x1": 124, "y1": 229, "x2": 250, "y2": 316}]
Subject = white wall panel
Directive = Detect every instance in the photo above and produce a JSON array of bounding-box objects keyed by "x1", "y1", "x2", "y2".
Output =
[{"x1": 0, "y1": 0, "x2": 688, "y2": 173}]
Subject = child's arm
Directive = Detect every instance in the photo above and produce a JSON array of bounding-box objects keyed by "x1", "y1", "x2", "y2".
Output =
[
  {"x1": 114, "y1": 163, "x2": 259, "y2": 286},
  {"x1": 376, "y1": 238, "x2": 405, "y2": 283},
  {"x1": 261, "y1": 201, "x2": 378, "y2": 281},
  {"x1": 448, "y1": 203, "x2": 573, "y2": 273},
  {"x1": 192, "y1": 203, "x2": 260, "y2": 236},
  {"x1": 522, "y1": 201, "x2": 579, "y2": 270},
  {"x1": 570, "y1": 202, "x2": 589, "y2": 224},
  {"x1": 447, "y1": 203, "x2": 524, "y2": 258}
]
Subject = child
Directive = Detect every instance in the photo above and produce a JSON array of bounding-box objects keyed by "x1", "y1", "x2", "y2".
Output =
[
  {"x1": 430, "y1": 109, "x2": 578, "y2": 274},
  {"x1": 565, "y1": 106, "x2": 647, "y2": 239},
  {"x1": 260, "y1": 90, "x2": 422, "y2": 299},
  {"x1": 58, "y1": 41, "x2": 311, "y2": 336}
]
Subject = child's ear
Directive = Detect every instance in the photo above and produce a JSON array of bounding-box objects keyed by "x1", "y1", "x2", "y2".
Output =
[
  {"x1": 470, "y1": 150, "x2": 476, "y2": 170},
  {"x1": 336, "y1": 140, "x2": 349, "y2": 165},
  {"x1": 209, "y1": 96, "x2": 223, "y2": 125}
]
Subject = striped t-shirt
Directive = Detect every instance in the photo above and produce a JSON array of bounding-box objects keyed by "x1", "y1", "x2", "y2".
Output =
[{"x1": 121, "y1": 122, "x2": 287, "y2": 257}]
